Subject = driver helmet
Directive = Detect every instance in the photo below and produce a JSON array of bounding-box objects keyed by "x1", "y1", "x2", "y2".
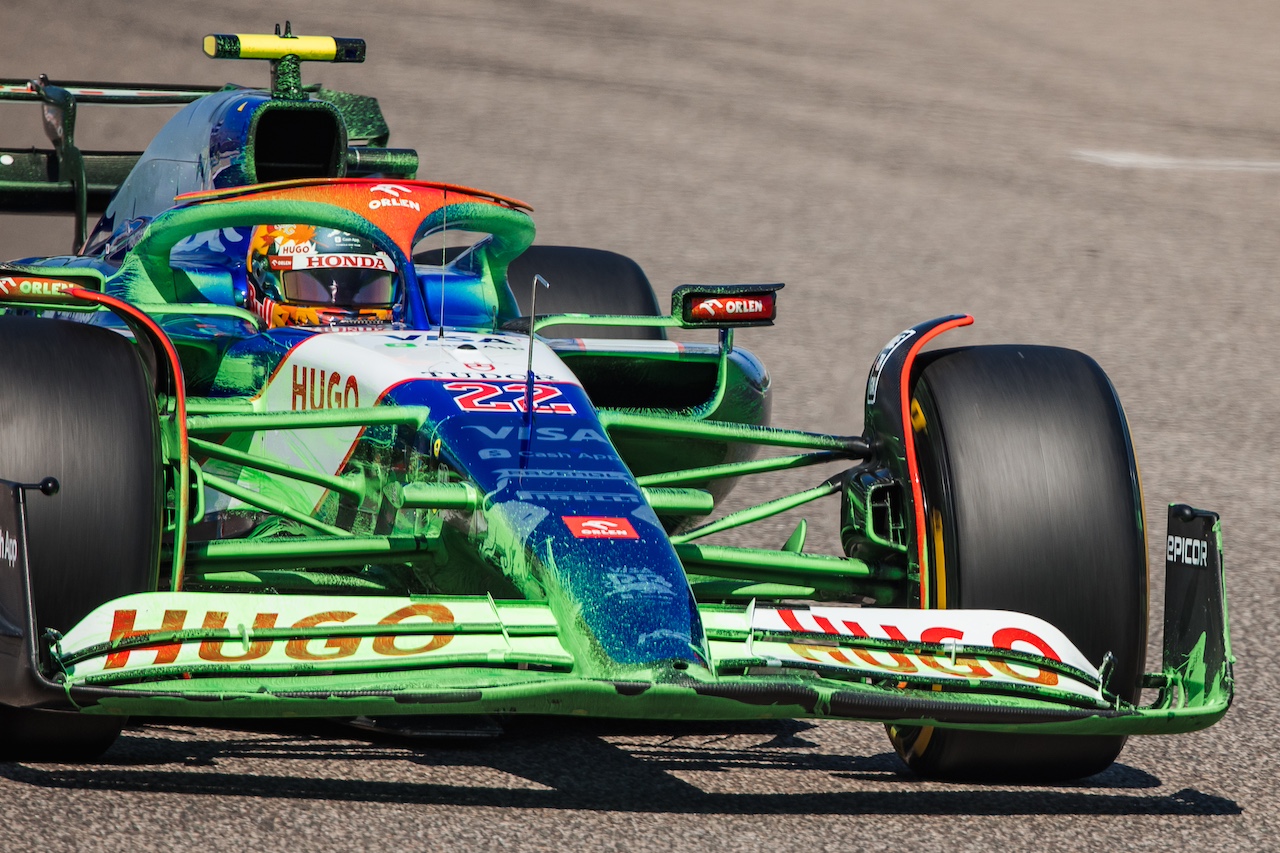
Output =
[{"x1": 244, "y1": 224, "x2": 396, "y2": 328}]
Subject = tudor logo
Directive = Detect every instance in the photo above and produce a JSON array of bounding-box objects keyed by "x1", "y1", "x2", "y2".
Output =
[
  {"x1": 368, "y1": 183, "x2": 421, "y2": 212},
  {"x1": 562, "y1": 516, "x2": 639, "y2": 539}
]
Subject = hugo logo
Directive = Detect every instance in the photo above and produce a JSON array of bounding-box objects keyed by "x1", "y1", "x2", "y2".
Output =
[
  {"x1": 291, "y1": 366, "x2": 359, "y2": 411},
  {"x1": 775, "y1": 608, "x2": 1066, "y2": 686},
  {"x1": 101, "y1": 603, "x2": 456, "y2": 669}
]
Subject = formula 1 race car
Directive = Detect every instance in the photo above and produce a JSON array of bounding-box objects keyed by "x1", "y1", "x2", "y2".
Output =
[{"x1": 0, "y1": 28, "x2": 1231, "y2": 782}]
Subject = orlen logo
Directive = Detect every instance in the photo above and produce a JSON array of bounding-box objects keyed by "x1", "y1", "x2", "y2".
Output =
[
  {"x1": 368, "y1": 183, "x2": 421, "y2": 212},
  {"x1": 689, "y1": 294, "x2": 775, "y2": 321},
  {"x1": 0, "y1": 276, "x2": 73, "y2": 299},
  {"x1": 0, "y1": 528, "x2": 15, "y2": 568},
  {"x1": 562, "y1": 516, "x2": 639, "y2": 539},
  {"x1": 1167, "y1": 535, "x2": 1210, "y2": 567}
]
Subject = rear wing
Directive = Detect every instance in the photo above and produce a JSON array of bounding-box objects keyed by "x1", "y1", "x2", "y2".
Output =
[
  {"x1": 0, "y1": 77, "x2": 221, "y2": 247},
  {"x1": 0, "y1": 28, "x2": 416, "y2": 252}
]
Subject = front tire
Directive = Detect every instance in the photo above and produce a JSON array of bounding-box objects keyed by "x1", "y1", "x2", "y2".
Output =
[
  {"x1": 888, "y1": 345, "x2": 1147, "y2": 782},
  {"x1": 0, "y1": 317, "x2": 162, "y2": 762}
]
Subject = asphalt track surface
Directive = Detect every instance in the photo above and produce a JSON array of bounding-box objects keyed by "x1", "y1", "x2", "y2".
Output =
[{"x1": 0, "y1": 2, "x2": 1274, "y2": 850}]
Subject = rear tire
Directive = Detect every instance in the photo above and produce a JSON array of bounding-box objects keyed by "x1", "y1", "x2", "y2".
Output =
[
  {"x1": 888, "y1": 345, "x2": 1147, "y2": 782},
  {"x1": 507, "y1": 245, "x2": 666, "y2": 340},
  {"x1": 0, "y1": 317, "x2": 162, "y2": 761}
]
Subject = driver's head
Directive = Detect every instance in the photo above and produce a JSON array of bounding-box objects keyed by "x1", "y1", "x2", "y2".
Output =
[{"x1": 245, "y1": 224, "x2": 396, "y2": 328}]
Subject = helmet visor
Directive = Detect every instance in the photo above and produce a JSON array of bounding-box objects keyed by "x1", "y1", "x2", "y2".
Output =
[{"x1": 278, "y1": 261, "x2": 396, "y2": 308}]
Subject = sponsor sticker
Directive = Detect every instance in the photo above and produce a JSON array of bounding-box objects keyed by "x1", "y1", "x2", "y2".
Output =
[
  {"x1": 689, "y1": 294, "x2": 775, "y2": 321},
  {"x1": 368, "y1": 183, "x2": 421, "y2": 212},
  {"x1": 866, "y1": 329, "x2": 916, "y2": 405},
  {"x1": 743, "y1": 605, "x2": 1099, "y2": 696},
  {"x1": 517, "y1": 490, "x2": 640, "y2": 503},
  {"x1": 274, "y1": 252, "x2": 393, "y2": 272},
  {"x1": 0, "y1": 276, "x2": 75, "y2": 300},
  {"x1": 1167, "y1": 535, "x2": 1210, "y2": 567},
  {"x1": 97, "y1": 601, "x2": 455, "y2": 669},
  {"x1": 426, "y1": 371, "x2": 550, "y2": 381},
  {"x1": 290, "y1": 365, "x2": 359, "y2": 411},
  {"x1": 444, "y1": 381, "x2": 576, "y2": 415},
  {"x1": 604, "y1": 568, "x2": 675, "y2": 598},
  {"x1": 497, "y1": 469, "x2": 627, "y2": 481},
  {"x1": 54, "y1": 594, "x2": 568, "y2": 678},
  {"x1": 462, "y1": 425, "x2": 608, "y2": 443},
  {"x1": 370, "y1": 183, "x2": 414, "y2": 197},
  {"x1": 379, "y1": 334, "x2": 522, "y2": 350},
  {"x1": 0, "y1": 527, "x2": 15, "y2": 568},
  {"x1": 563, "y1": 516, "x2": 639, "y2": 539},
  {"x1": 269, "y1": 224, "x2": 317, "y2": 255}
]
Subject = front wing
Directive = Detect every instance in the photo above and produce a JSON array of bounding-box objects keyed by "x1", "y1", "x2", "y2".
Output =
[{"x1": 1, "y1": 481, "x2": 1230, "y2": 736}]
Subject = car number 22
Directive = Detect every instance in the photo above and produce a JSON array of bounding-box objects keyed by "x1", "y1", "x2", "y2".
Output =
[{"x1": 443, "y1": 381, "x2": 577, "y2": 415}]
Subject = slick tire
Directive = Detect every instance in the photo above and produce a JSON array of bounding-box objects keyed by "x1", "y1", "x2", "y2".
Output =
[
  {"x1": 887, "y1": 345, "x2": 1147, "y2": 782},
  {"x1": 507, "y1": 245, "x2": 666, "y2": 340},
  {"x1": 0, "y1": 316, "x2": 163, "y2": 762}
]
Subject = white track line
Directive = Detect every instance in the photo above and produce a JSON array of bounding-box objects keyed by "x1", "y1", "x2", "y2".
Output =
[{"x1": 1073, "y1": 150, "x2": 1280, "y2": 171}]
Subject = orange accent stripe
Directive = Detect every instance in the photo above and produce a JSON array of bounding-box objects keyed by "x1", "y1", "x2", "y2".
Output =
[
  {"x1": 898, "y1": 315, "x2": 973, "y2": 609},
  {"x1": 174, "y1": 177, "x2": 533, "y2": 211}
]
